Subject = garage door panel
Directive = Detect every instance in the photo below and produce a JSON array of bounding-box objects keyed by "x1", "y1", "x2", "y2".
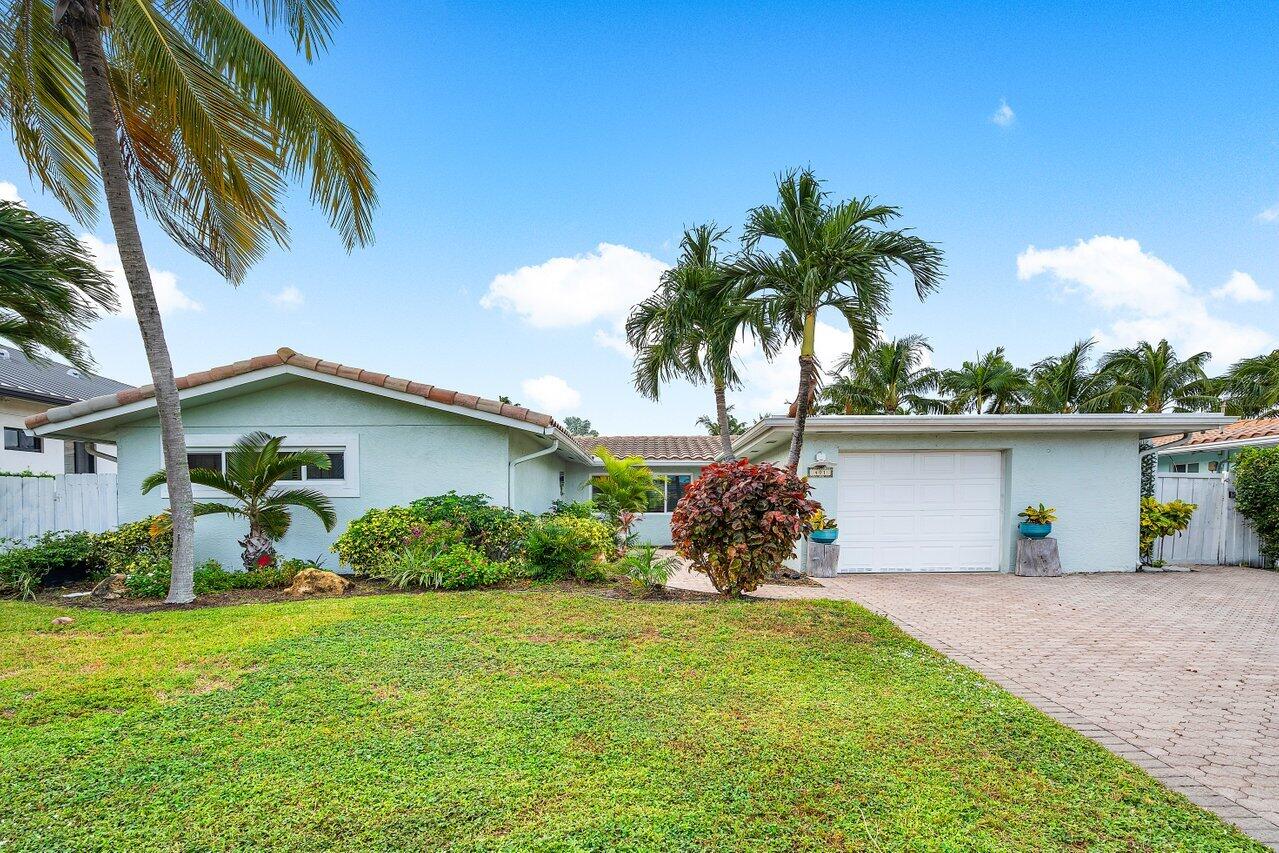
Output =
[{"x1": 836, "y1": 451, "x2": 1003, "y2": 573}]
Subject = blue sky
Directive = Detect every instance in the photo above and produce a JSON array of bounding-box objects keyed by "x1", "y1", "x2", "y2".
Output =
[{"x1": 4, "y1": 1, "x2": 1278, "y2": 433}]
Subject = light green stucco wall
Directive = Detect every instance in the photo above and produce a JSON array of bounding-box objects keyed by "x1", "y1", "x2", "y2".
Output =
[
  {"x1": 114, "y1": 377, "x2": 571, "y2": 571},
  {"x1": 1156, "y1": 449, "x2": 1232, "y2": 473},
  {"x1": 754, "y1": 430, "x2": 1141, "y2": 573}
]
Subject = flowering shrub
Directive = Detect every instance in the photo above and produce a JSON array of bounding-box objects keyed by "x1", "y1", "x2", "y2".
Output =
[
  {"x1": 410, "y1": 492, "x2": 533, "y2": 560},
  {"x1": 331, "y1": 506, "x2": 423, "y2": 573},
  {"x1": 89, "y1": 516, "x2": 172, "y2": 575},
  {"x1": 671, "y1": 458, "x2": 818, "y2": 596}
]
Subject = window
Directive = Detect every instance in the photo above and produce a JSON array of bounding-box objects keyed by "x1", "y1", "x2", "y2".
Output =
[
  {"x1": 593, "y1": 472, "x2": 693, "y2": 513},
  {"x1": 3, "y1": 426, "x2": 43, "y2": 453},
  {"x1": 176, "y1": 434, "x2": 359, "y2": 498},
  {"x1": 70, "y1": 441, "x2": 96, "y2": 474},
  {"x1": 1171, "y1": 462, "x2": 1200, "y2": 474}
]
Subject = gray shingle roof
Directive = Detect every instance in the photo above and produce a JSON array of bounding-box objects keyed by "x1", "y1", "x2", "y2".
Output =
[{"x1": 0, "y1": 344, "x2": 132, "y2": 405}]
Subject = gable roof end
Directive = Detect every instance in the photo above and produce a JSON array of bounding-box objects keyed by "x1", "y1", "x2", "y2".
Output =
[{"x1": 25, "y1": 347, "x2": 561, "y2": 434}]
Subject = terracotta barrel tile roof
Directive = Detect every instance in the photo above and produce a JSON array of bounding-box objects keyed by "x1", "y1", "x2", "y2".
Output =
[
  {"x1": 26, "y1": 347, "x2": 569, "y2": 436},
  {"x1": 575, "y1": 434, "x2": 723, "y2": 461},
  {"x1": 1152, "y1": 417, "x2": 1279, "y2": 448}
]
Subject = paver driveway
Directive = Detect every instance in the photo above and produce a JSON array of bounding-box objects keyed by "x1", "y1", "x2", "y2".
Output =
[{"x1": 668, "y1": 564, "x2": 1279, "y2": 847}]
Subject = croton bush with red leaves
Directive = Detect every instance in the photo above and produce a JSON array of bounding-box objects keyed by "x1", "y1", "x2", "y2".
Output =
[{"x1": 671, "y1": 458, "x2": 818, "y2": 596}]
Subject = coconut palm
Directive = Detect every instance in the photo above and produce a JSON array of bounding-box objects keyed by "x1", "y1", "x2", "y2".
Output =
[
  {"x1": 1096, "y1": 339, "x2": 1217, "y2": 413},
  {"x1": 1221, "y1": 350, "x2": 1279, "y2": 417},
  {"x1": 940, "y1": 347, "x2": 1029, "y2": 414},
  {"x1": 820, "y1": 334, "x2": 944, "y2": 415},
  {"x1": 696, "y1": 406, "x2": 747, "y2": 436},
  {"x1": 1024, "y1": 339, "x2": 1116, "y2": 413},
  {"x1": 0, "y1": 200, "x2": 116, "y2": 368},
  {"x1": 1, "y1": 0, "x2": 376, "y2": 602},
  {"x1": 141, "y1": 432, "x2": 337, "y2": 571},
  {"x1": 626, "y1": 223, "x2": 773, "y2": 460},
  {"x1": 732, "y1": 169, "x2": 943, "y2": 470}
]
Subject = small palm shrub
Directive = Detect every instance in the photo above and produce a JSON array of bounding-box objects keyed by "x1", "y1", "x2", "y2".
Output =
[
  {"x1": 1139, "y1": 497, "x2": 1197, "y2": 564},
  {"x1": 672, "y1": 458, "x2": 818, "y2": 596},
  {"x1": 0, "y1": 530, "x2": 96, "y2": 599},
  {"x1": 620, "y1": 544, "x2": 680, "y2": 591},
  {"x1": 1233, "y1": 446, "x2": 1279, "y2": 566},
  {"x1": 89, "y1": 516, "x2": 172, "y2": 575},
  {"x1": 525, "y1": 516, "x2": 614, "y2": 581}
]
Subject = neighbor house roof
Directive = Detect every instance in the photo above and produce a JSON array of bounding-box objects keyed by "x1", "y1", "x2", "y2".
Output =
[
  {"x1": 25, "y1": 348, "x2": 580, "y2": 453},
  {"x1": 574, "y1": 434, "x2": 722, "y2": 462},
  {"x1": 0, "y1": 344, "x2": 132, "y2": 406},
  {"x1": 1152, "y1": 417, "x2": 1279, "y2": 454}
]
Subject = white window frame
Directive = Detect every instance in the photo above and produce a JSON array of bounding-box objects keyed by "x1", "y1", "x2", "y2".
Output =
[
  {"x1": 162, "y1": 433, "x2": 360, "y2": 499},
  {"x1": 1171, "y1": 462, "x2": 1200, "y2": 474}
]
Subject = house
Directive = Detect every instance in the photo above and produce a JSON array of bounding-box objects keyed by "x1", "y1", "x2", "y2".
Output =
[
  {"x1": 1153, "y1": 418, "x2": 1279, "y2": 475},
  {"x1": 732, "y1": 413, "x2": 1230, "y2": 574},
  {"x1": 28, "y1": 347, "x2": 1232, "y2": 575},
  {"x1": 1, "y1": 344, "x2": 131, "y2": 475}
]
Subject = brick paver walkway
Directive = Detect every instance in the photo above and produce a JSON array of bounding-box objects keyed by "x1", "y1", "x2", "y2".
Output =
[{"x1": 667, "y1": 565, "x2": 1279, "y2": 847}]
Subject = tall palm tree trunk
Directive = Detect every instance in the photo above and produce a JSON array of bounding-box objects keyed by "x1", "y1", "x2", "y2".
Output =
[
  {"x1": 66, "y1": 10, "x2": 196, "y2": 603},
  {"x1": 712, "y1": 379, "x2": 735, "y2": 461},
  {"x1": 785, "y1": 311, "x2": 818, "y2": 472}
]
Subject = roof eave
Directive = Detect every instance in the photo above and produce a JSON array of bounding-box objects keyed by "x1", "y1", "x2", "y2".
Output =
[{"x1": 1157, "y1": 434, "x2": 1279, "y2": 455}]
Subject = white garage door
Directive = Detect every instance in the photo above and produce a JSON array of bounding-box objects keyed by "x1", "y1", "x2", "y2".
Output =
[{"x1": 836, "y1": 451, "x2": 1003, "y2": 573}]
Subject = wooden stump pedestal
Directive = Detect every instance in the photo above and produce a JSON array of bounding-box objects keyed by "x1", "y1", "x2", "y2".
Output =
[
  {"x1": 806, "y1": 541, "x2": 840, "y2": 578},
  {"x1": 1015, "y1": 537, "x2": 1062, "y2": 577}
]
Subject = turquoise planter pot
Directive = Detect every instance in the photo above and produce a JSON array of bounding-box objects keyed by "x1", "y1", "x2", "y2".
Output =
[
  {"x1": 810, "y1": 528, "x2": 839, "y2": 544},
  {"x1": 1018, "y1": 521, "x2": 1052, "y2": 539}
]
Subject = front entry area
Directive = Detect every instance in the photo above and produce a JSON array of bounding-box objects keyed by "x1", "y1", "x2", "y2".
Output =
[{"x1": 836, "y1": 450, "x2": 1003, "y2": 573}]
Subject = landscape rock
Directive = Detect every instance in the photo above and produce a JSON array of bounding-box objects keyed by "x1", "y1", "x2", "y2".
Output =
[
  {"x1": 287, "y1": 568, "x2": 352, "y2": 596},
  {"x1": 51, "y1": 616, "x2": 74, "y2": 626},
  {"x1": 91, "y1": 574, "x2": 127, "y2": 598}
]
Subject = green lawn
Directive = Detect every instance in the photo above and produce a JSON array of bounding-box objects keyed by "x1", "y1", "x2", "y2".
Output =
[{"x1": 0, "y1": 590, "x2": 1261, "y2": 852}]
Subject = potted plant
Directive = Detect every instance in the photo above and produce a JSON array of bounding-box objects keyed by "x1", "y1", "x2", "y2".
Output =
[
  {"x1": 808, "y1": 509, "x2": 839, "y2": 543},
  {"x1": 1017, "y1": 503, "x2": 1057, "y2": 539}
]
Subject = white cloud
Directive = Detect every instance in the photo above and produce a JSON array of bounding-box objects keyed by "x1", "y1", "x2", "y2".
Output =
[
  {"x1": 267, "y1": 285, "x2": 305, "y2": 310},
  {"x1": 1210, "y1": 270, "x2": 1272, "y2": 303},
  {"x1": 1018, "y1": 236, "x2": 1275, "y2": 368},
  {"x1": 481, "y1": 243, "x2": 667, "y2": 329},
  {"x1": 736, "y1": 319, "x2": 850, "y2": 416},
  {"x1": 79, "y1": 234, "x2": 202, "y2": 316},
  {"x1": 521, "y1": 374, "x2": 581, "y2": 414},
  {"x1": 991, "y1": 99, "x2": 1016, "y2": 128},
  {"x1": 1257, "y1": 203, "x2": 1279, "y2": 222},
  {"x1": 0, "y1": 181, "x2": 22, "y2": 203}
]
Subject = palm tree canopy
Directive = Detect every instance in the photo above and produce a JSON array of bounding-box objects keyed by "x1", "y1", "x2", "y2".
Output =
[
  {"x1": 732, "y1": 169, "x2": 944, "y2": 354},
  {"x1": 1096, "y1": 339, "x2": 1216, "y2": 413},
  {"x1": 821, "y1": 334, "x2": 944, "y2": 415},
  {"x1": 1024, "y1": 339, "x2": 1118, "y2": 414},
  {"x1": 1222, "y1": 349, "x2": 1279, "y2": 418},
  {"x1": 0, "y1": 0, "x2": 376, "y2": 283},
  {"x1": 588, "y1": 446, "x2": 660, "y2": 515},
  {"x1": 142, "y1": 430, "x2": 337, "y2": 537},
  {"x1": 940, "y1": 347, "x2": 1029, "y2": 414},
  {"x1": 0, "y1": 200, "x2": 116, "y2": 367},
  {"x1": 626, "y1": 223, "x2": 773, "y2": 400}
]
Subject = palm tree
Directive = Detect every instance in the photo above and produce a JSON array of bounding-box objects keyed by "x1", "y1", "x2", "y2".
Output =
[
  {"x1": 940, "y1": 347, "x2": 1029, "y2": 414},
  {"x1": 1096, "y1": 339, "x2": 1217, "y2": 413},
  {"x1": 1221, "y1": 350, "x2": 1279, "y2": 417},
  {"x1": 626, "y1": 224, "x2": 773, "y2": 460},
  {"x1": 1, "y1": 1, "x2": 376, "y2": 602},
  {"x1": 732, "y1": 169, "x2": 944, "y2": 470},
  {"x1": 0, "y1": 201, "x2": 116, "y2": 368},
  {"x1": 696, "y1": 405, "x2": 747, "y2": 436},
  {"x1": 820, "y1": 335, "x2": 944, "y2": 415},
  {"x1": 1024, "y1": 339, "x2": 1115, "y2": 413},
  {"x1": 142, "y1": 432, "x2": 337, "y2": 571}
]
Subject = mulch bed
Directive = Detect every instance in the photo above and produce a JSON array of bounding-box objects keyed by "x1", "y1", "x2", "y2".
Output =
[{"x1": 34, "y1": 576, "x2": 724, "y2": 614}]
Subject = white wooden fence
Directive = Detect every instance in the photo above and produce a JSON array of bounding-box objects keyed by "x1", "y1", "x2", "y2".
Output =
[
  {"x1": 0, "y1": 474, "x2": 118, "y2": 542},
  {"x1": 1154, "y1": 473, "x2": 1265, "y2": 567}
]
